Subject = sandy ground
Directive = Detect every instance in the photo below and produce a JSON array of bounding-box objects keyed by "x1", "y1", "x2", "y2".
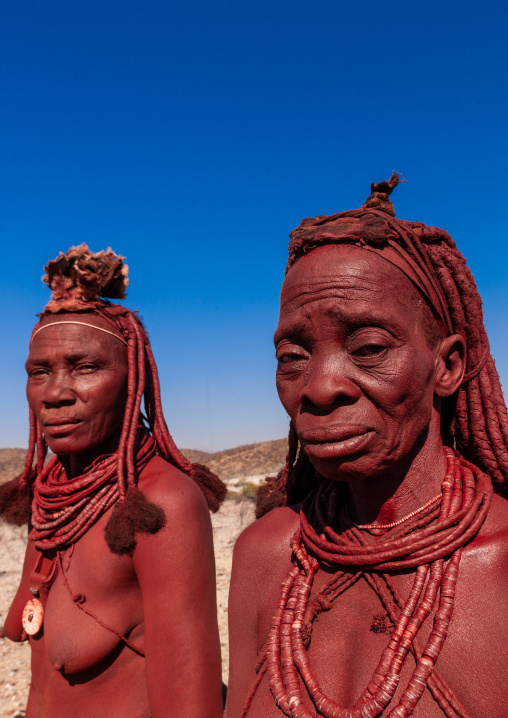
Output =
[
  {"x1": 0, "y1": 491, "x2": 256, "y2": 717},
  {"x1": 0, "y1": 522, "x2": 29, "y2": 718}
]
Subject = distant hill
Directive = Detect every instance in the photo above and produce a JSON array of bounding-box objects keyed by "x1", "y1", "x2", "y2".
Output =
[
  {"x1": 0, "y1": 448, "x2": 29, "y2": 483},
  {"x1": 183, "y1": 438, "x2": 288, "y2": 479},
  {"x1": 0, "y1": 438, "x2": 288, "y2": 484}
]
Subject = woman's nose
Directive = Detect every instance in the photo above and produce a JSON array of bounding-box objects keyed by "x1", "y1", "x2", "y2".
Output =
[
  {"x1": 300, "y1": 356, "x2": 361, "y2": 412},
  {"x1": 41, "y1": 373, "x2": 76, "y2": 408}
]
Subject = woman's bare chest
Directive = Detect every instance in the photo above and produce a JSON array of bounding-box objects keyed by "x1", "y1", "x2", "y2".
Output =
[
  {"x1": 32, "y1": 525, "x2": 144, "y2": 675},
  {"x1": 253, "y1": 562, "x2": 506, "y2": 718}
]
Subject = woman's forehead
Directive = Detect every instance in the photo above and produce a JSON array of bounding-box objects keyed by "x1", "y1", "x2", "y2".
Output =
[
  {"x1": 28, "y1": 322, "x2": 125, "y2": 359},
  {"x1": 281, "y1": 244, "x2": 416, "y2": 307},
  {"x1": 34, "y1": 312, "x2": 124, "y2": 337},
  {"x1": 30, "y1": 312, "x2": 126, "y2": 352}
]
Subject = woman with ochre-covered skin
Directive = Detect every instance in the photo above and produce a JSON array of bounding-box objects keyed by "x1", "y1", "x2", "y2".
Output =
[
  {"x1": 0, "y1": 245, "x2": 226, "y2": 718},
  {"x1": 226, "y1": 176, "x2": 508, "y2": 718}
]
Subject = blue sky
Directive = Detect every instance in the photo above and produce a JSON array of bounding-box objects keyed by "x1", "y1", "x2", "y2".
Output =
[{"x1": 1, "y1": 1, "x2": 507, "y2": 451}]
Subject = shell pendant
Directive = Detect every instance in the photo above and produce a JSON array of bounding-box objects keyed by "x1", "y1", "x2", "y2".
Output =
[{"x1": 22, "y1": 598, "x2": 44, "y2": 636}]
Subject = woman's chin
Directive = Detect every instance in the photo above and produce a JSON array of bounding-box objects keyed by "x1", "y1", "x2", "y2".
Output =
[
  {"x1": 307, "y1": 452, "x2": 386, "y2": 483},
  {"x1": 45, "y1": 438, "x2": 79, "y2": 456},
  {"x1": 43, "y1": 428, "x2": 122, "y2": 460}
]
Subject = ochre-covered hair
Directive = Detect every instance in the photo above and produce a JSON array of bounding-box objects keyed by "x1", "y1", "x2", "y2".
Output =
[
  {"x1": 0, "y1": 244, "x2": 226, "y2": 553},
  {"x1": 256, "y1": 175, "x2": 508, "y2": 518}
]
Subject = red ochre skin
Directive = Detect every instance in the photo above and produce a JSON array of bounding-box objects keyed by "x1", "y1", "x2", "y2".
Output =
[
  {"x1": 3, "y1": 324, "x2": 223, "y2": 718},
  {"x1": 225, "y1": 245, "x2": 508, "y2": 718}
]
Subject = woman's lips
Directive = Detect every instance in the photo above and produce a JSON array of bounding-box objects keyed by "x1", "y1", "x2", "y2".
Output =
[
  {"x1": 42, "y1": 420, "x2": 82, "y2": 436},
  {"x1": 301, "y1": 426, "x2": 374, "y2": 460}
]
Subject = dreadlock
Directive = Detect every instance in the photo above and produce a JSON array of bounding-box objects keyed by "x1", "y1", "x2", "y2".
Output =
[
  {"x1": 0, "y1": 244, "x2": 226, "y2": 555},
  {"x1": 256, "y1": 175, "x2": 508, "y2": 518}
]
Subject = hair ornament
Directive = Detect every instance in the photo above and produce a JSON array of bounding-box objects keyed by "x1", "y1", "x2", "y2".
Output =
[{"x1": 42, "y1": 243, "x2": 129, "y2": 313}]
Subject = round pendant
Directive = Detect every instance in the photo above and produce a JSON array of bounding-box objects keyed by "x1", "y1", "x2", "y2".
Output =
[{"x1": 22, "y1": 598, "x2": 44, "y2": 636}]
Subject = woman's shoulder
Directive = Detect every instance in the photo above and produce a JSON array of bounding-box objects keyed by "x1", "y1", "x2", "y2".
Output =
[
  {"x1": 228, "y1": 506, "x2": 301, "y2": 638},
  {"x1": 459, "y1": 493, "x2": 508, "y2": 620},
  {"x1": 137, "y1": 455, "x2": 211, "y2": 523},
  {"x1": 468, "y1": 492, "x2": 508, "y2": 567},
  {"x1": 132, "y1": 456, "x2": 215, "y2": 572},
  {"x1": 232, "y1": 504, "x2": 301, "y2": 580}
]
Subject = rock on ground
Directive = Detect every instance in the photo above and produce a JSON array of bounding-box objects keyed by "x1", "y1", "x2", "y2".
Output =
[{"x1": 0, "y1": 498, "x2": 255, "y2": 717}]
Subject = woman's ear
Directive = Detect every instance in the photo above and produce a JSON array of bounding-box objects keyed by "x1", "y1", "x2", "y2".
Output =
[{"x1": 434, "y1": 334, "x2": 466, "y2": 398}]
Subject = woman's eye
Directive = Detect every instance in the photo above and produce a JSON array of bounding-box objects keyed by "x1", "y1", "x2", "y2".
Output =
[
  {"x1": 75, "y1": 363, "x2": 99, "y2": 372},
  {"x1": 276, "y1": 346, "x2": 309, "y2": 368},
  {"x1": 351, "y1": 344, "x2": 386, "y2": 357},
  {"x1": 278, "y1": 353, "x2": 304, "y2": 364},
  {"x1": 28, "y1": 368, "x2": 48, "y2": 378}
]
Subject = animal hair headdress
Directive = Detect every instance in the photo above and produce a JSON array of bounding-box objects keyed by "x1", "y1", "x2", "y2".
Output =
[
  {"x1": 257, "y1": 174, "x2": 508, "y2": 517},
  {"x1": 0, "y1": 244, "x2": 226, "y2": 555}
]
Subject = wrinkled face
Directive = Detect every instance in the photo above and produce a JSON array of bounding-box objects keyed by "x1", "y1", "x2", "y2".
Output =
[
  {"x1": 26, "y1": 321, "x2": 128, "y2": 458},
  {"x1": 275, "y1": 244, "x2": 442, "y2": 482}
]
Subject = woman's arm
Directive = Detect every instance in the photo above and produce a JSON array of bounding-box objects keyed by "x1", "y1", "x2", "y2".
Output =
[
  {"x1": 134, "y1": 460, "x2": 223, "y2": 718},
  {"x1": 225, "y1": 506, "x2": 300, "y2": 717},
  {"x1": 224, "y1": 526, "x2": 263, "y2": 718},
  {"x1": 1, "y1": 533, "x2": 38, "y2": 641}
]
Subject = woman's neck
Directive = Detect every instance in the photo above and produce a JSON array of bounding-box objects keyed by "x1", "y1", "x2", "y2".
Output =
[
  {"x1": 346, "y1": 418, "x2": 448, "y2": 528},
  {"x1": 67, "y1": 428, "x2": 122, "y2": 478}
]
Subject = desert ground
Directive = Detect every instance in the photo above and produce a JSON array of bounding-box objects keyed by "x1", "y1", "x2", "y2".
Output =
[{"x1": 0, "y1": 443, "x2": 285, "y2": 717}]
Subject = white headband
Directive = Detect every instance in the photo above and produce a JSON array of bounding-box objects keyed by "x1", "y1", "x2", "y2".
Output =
[{"x1": 30, "y1": 320, "x2": 128, "y2": 345}]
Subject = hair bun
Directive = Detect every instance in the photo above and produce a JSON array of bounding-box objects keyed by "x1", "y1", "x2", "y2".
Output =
[
  {"x1": 43, "y1": 243, "x2": 129, "y2": 311},
  {"x1": 363, "y1": 173, "x2": 400, "y2": 217}
]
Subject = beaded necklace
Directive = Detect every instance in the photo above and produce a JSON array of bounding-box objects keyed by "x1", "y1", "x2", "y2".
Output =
[
  {"x1": 353, "y1": 493, "x2": 442, "y2": 532},
  {"x1": 30, "y1": 426, "x2": 156, "y2": 550},
  {"x1": 242, "y1": 449, "x2": 492, "y2": 718}
]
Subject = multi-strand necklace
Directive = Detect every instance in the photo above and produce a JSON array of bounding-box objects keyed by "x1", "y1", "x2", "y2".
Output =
[
  {"x1": 243, "y1": 449, "x2": 492, "y2": 718},
  {"x1": 30, "y1": 427, "x2": 156, "y2": 550}
]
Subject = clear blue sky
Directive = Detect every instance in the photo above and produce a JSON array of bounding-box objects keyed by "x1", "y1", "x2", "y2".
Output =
[{"x1": 1, "y1": 1, "x2": 507, "y2": 451}]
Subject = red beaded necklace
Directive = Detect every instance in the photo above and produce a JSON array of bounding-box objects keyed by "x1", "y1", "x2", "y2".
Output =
[
  {"x1": 242, "y1": 450, "x2": 492, "y2": 718},
  {"x1": 30, "y1": 426, "x2": 156, "y2": 550},
  {"x1": 353, "y1": 493, "x2": 442, "y2": 532}
]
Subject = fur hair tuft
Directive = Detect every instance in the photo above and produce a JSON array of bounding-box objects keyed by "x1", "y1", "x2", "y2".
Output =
[
  {"x1": 123, "y1": 486, "x2": 167, "y2": 535},
  {"x1": 104, "y1": 487, "x2": 166, "y2": 556},
  {"x1": 104, "y1": 500, "x2": 136, "y2": 556},
  {"x1": 190, "y1": 463, "x2": 227, "y2": 513},
  {"x1": 255, "y1": 481, "x2": 286, "y2": 519},
  {"x1": 0, "y1": 476, "x2": 33, "y2": 525},
  {"x1": 43, "y1": 244, "x2": 129, "y2": 312}
]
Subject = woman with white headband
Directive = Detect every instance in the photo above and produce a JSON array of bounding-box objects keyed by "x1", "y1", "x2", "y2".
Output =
[{"x1": 1, "y1": 244, "x2": 226, "y2": 718}]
